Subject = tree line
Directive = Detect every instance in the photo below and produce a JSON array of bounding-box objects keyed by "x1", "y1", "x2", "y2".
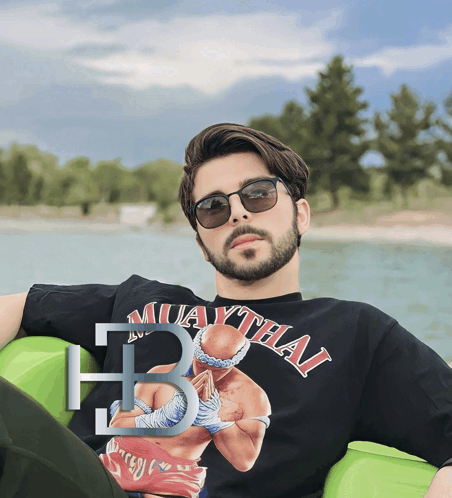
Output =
[
  {"x1": 0, "y1": 54, "x2": 451, "y2": 217},
  {"x1": 249, "y1": 55, "x2": 452, "y2": 209},
  {"x1": 0, "y1": 150, "x2": 183, "y2": 219}
]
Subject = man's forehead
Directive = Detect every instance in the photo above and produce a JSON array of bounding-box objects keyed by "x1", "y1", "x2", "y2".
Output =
[{"x1": 193, "y1": 152, "x2": 271, "y2": 199}]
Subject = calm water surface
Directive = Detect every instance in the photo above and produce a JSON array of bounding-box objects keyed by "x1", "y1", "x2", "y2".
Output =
[{"x1": 2, "y1": 230, "x2": 451, "y2": 362}]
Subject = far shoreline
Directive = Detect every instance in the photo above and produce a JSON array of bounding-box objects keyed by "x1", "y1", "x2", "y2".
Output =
[{"x1": 1, "y1": 217, "x2": 451, "y2": 248}]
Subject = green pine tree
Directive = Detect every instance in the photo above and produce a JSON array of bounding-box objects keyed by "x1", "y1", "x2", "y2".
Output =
[
  {"x1": 374, "y1": 85, "x2": 438, "y2": 206},
  {"x1": 248, "y1": 100, "x2": 309, "y2": 157},
  {"x1": 304, "y1": 55, "x2": 370, "y2": 208}
]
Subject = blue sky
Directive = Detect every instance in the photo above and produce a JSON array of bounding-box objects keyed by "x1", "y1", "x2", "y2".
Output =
[{"x1": 1, "y1": 0, "x2": 451, "y2": 167}]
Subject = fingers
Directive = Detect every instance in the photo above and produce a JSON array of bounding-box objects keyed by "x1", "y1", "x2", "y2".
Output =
[
  {"x1": 203, "y1": 370, "x2": 214, "y2": 401},
  {"x1": 190, "y1": 369, "x2": 216, "y2": 401},
  {"x1": 191, "y1": 370, "x2": 209, "y2": 398},
  {"x1": 201, "y1": 376, "x2": 209, "y2": 402},
  {"x1": 191, "y1": 370, "x2": 209, "y2": 384}
]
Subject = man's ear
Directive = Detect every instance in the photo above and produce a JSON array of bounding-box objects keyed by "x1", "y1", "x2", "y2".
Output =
[
  {"x1": 196, "y1": 232, "x2": 210, "y2": 262},
  {"x1": 295, "y1": 198, "x2": 310, "y2": 237}
]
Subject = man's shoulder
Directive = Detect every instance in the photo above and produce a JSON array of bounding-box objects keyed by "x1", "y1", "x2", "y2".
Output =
[
  {"x1": 304, "y1": 296, "x2": 393, "y2": 320},
  {"x1": 118, "y1": 274, "x2": 207, "y2": 304},
  {"x1": 226, "y1": 369, "x2": 269, "y2": 402}
]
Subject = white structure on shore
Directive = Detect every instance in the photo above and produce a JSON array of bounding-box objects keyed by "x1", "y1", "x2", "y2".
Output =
[{"x1": 119, "y1": 204, "x2": 157, "y2": 225}]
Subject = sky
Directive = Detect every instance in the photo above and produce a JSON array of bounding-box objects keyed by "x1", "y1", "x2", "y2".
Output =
[{"x1": 1, "y1": 0, "x2": 451, "y2": 167}]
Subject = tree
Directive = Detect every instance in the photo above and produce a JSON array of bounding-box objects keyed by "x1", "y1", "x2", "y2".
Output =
[
  {"x1": 92, "y1": 159, "x2": 125, "y2": 203},
  {"x1": 46, "y1": 169, "x2": 77, "y2": 208},
  {"x1": 13, "y1": 144, "x2": 59, "y2": 205},
  {"x1": 374, "y1": 85, "x2": 438, "y2": 206},
  {"x1": 436, "y1": 93, "x2": 452, "y2": 187},
  {"x1": 63, "y1": 157, "x2": 98, "y2": 215},
  {"x1": 249, "y1": 100, "x2": 308, "y2": 154},
  {"x1": 0, "y1": 157, "x2": 6, "y2": 204},
  {"x1": 303, "y1": 55, "x2": 370, "y2": 208},
  {"x1": 9, "y1": 153, "x2": 33, "y2": 204},
  {"x1": 133, "y1": 159, "x2": 183, "y2": 222},
  {"x1": 134, "y1": 159, "x2": 182, "y2": 205},
  {"x1": 30, "y1": 176, "x2": 44, "y2": 204}
]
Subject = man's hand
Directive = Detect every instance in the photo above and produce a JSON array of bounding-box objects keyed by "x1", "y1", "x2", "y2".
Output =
[{"x1": 0, "y1": 292, "x2": 28, "y2": 351}]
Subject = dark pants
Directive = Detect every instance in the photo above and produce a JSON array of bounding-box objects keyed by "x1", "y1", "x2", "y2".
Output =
[{"x1": 0, "y1": 376, "x2": 128, "y2": 498}]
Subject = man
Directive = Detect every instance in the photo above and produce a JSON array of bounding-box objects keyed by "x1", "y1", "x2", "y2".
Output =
[
  {"x1": 0, "y1": 123, "x2": 451, "y2": 498},
  {"x1": 99, "y1": 324, "x2": 271, "y2": 498}
]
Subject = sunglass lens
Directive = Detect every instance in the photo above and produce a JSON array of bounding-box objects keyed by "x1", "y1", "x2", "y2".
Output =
[
  {"x1": 196, "y1": 196, "x2": 230, "y2": 228},
  {"x1": 242, "y1": 181, "x2": 277, "y2": 212}
]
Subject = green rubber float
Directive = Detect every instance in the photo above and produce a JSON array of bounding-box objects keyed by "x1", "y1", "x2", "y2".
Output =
[
  {"x1": 0, "y1": 336, "x2": 99, "y2": 426},
  {"x1": 0, "y1": 337, "x2": 438, "y2": 497}
]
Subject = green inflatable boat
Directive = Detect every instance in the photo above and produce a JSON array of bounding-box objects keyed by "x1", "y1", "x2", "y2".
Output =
[{"x1": 0, "y1": 336, "x2": 438, "y2": 497}]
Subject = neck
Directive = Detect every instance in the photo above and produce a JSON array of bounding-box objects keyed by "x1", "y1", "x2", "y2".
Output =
[{"x1": 215, "y1": 252, "x2": 300, "y2": 300}]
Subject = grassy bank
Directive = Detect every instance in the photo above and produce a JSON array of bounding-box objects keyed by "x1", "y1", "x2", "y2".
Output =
[
  {"x1": 0, "y1": 179, "x2": 451, "y2": 228},
  {"x1": 306, "y1": 180, "x2": 452, "y2": 227}
]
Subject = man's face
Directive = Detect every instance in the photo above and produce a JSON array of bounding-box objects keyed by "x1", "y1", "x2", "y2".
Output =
[{"x1": 192, "y1": 152, "x2": 302, "y2": 282}]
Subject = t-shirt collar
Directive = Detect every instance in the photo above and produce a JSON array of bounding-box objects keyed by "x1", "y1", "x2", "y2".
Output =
[{"x1": 210, "y1": 292, "x2": 302, "y2": 307}]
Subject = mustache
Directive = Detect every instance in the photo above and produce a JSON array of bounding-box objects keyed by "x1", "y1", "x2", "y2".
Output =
[{"x1": 225, "y1": 225, "x2": 271, "y2": 250}]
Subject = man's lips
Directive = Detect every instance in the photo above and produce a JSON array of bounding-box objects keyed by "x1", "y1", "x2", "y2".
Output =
[{"x1": 230, "y1": 235, "x2": 262, "y2": 248}]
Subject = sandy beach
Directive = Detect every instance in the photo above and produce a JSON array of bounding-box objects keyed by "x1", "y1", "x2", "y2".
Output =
[{"x1": 1, "y1": 210, "x2": 451, "y2": 247}]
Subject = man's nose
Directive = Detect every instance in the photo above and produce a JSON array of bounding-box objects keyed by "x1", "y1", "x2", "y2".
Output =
[{"x1": 227, "y1": 193, "x2": 252, "y2": 225}]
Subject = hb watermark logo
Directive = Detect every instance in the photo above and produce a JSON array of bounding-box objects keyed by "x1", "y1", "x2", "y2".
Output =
[{"x1": 67, "y1": 323, "x2": 199, "y2": 436}]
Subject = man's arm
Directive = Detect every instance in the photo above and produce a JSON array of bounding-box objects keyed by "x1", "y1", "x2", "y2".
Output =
[
  {"x1": 201, "y1": 372, "x2": 270, "y2": 472},
  {"x1": 211, "y1": 418, "x2": 267, "y2": 472},
  {"x1": 0, "y1": 292, "x2": 28, "y2": 351},
  {"x1": 109, "y1": 364, "x2": 170, "y2": 427},
  {"x1": 424, "y1": 467, "x2": 452, "y2": 497}
]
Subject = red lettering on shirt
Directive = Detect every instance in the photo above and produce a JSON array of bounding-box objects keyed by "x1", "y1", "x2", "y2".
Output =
[
  {"x1": 178, "y1": 306, "x2": 208, "y2": 329},
  {"x1": 124, "y1": 301, "x2": 332, "y2": 378},
  {"x1": 298, "y1": 347, "x2": 332, "y2": 377},
  {"x1": 127, "y1": 303, "x2": 157, "y2": 342},
  {"x1": 261, "y1": 324, "x2": 292, "y2": 349},
  {"x1": 275, "y1": 336, "x2": 332, "y2": 377},
  {"x1": 215, "y1": 306, "x2": 241, "y2": 324},
  {"x1": 237, "y1": 307, "x2": 264, "y2": 335},
  {"x1": 159, "y1": 304, "x2": 171, "y2": 323}
]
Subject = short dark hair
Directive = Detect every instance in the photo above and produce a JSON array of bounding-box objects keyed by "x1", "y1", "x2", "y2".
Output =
[{"x1": 179, "y1": 123, "x2": 309, "y2": 246}]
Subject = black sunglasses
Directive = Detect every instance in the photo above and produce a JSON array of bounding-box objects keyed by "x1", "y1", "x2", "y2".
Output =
[{"x1": 189, "y1": 177, "x2": 292, "y2": 229}]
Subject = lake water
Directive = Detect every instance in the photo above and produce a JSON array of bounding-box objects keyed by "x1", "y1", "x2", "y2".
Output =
[{"x1": 2, "y1": 230, "x2": 451, "y2": 362}]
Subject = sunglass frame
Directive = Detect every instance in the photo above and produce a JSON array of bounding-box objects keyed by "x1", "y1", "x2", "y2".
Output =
[{"x1": 189, "y1": 177, "x2": 292, "y2": 229}]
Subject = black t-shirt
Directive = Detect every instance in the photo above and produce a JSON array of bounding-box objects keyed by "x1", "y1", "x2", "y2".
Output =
[{"x1": 21, "y1": 274, "x2": 452, "y2": 498}]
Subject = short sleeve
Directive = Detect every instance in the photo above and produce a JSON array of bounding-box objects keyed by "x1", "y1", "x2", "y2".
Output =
[
  {"x1": 439, "y1": 457, "x2": 452, "y2": 470},
  {"x1": 21, "y1": 283, "x2": 119, "y2": 367},
  {"x1": 352, "y1": 321, "x2": 452, "y2": 468}
]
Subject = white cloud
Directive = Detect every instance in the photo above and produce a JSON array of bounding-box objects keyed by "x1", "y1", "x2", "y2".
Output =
[
  {"x1": 354, "y1": 24, "x2": 452, "y2": 76},
  {"x1": 0, "y1": 4, "x2": 109, "y2": 50},
  {"x1": 0, "y1": 5, "x2": 340, "y2": 93}
]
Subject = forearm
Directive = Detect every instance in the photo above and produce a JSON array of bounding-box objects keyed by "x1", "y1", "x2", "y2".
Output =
[
  {"x1": 424, "y1": 467, "x2": 452, "y2": 497},
  {"x1": 212, "y1": 419, "x2": 264, "y2": 472},
  {"x1": 111, "y1": 391, "x2": 183, "y2": 429},
  {"x1": 0, "y1": 292, "x2": 28, "y2": 351}
]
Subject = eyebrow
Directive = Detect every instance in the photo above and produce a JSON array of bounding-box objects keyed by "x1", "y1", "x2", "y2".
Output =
[{"x1": 198, "y1": 175, "x2": 273, "y2": 202}]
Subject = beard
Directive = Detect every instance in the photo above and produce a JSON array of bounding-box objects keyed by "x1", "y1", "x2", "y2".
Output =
[{"x1": 198, "y1": 210, "x2": 299, "y2": 283}]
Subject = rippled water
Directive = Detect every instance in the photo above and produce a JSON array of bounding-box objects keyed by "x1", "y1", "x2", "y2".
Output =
[{"x1": 2, "y1": 230, "x2": 451, "y2": 362}]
